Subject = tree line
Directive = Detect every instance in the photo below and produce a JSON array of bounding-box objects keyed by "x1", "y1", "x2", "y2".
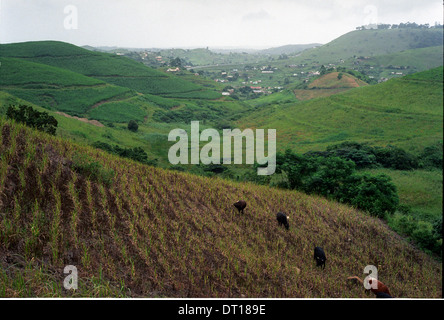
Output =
[{"x1": 356, "y1": 22, "x2": 443, "y2": 30}]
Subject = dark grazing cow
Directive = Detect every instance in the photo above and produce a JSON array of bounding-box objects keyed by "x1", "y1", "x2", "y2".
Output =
[
  {"x1": 314, "y1": 246, "x2": 326, "y2": 269},
  {"x1": 276, "y1": 212, "x2": 290, "y2": 230},
  {"x1": 233, "y1": 200, "x2": 247, "y2": 214},
  {"x1": 375, "y1": 292, "x2": 393, "y2": 298}
]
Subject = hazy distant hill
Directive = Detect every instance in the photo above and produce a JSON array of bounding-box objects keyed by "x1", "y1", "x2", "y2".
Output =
[
  {"x1": 258, "y1": 43, "x2": 322, "y2": 55},
  {"x1": 292, "y1": 28, "x2": 443, "y2": 65}
]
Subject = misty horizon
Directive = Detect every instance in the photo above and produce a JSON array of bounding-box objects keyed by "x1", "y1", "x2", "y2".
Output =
[{"x1": 0, "y1": 0, "x2": 442, "y2": 49}]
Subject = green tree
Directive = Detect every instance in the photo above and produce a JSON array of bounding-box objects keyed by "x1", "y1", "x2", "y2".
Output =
[
  {"x1": 6, "y1": 105, "x2": 58, "y2": 135},
  {"x1": 304, "y1": 157, "x2": 355, "y2": 197},
  {"x1": 127, "y1": 120, "x2": 139, "y2": 132},
  {"x1": 347, "y1": 174, "x2": 399, "y2": 218},
  {"x1": 320, "y1": 65, "x2": 327, "y2": 75},
  {"x1": 170, "y1": 57, "x2": 183, "y2": 67}
]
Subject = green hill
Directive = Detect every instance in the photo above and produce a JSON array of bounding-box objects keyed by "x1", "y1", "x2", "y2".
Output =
[
  {"x1": 292, "y1": 28, "x2": 443, "y2": 65},
  {"x1": 0, "y1": 116, "x2": 441, "y2": 297},
  {"x1": 361, "y1": 46, "x2": 443, "y2": 72},
  {"x1": 0, "y1": 57, "x2": 137, "y2": 116},
  {"x1": 0, "y1": 41, "x2": 251, "y2": 128},
  {"x1": 240, "y1": 66, "x2": 443, "y2": 153},
  {"x1": 258, "y1": 44, "x2": 322, "y2": 55},
  {"x1": 0, "y1": 41, "x2": 220, "y2": 99}
]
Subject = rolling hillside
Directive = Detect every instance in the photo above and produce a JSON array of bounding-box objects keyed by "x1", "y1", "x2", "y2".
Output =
[
  {"x1": 358, "y1": 45, "x2": 443, "y2": 73},
  {"x1": 240, "y1": 67, "x2": 443, "y2": 153},
  {"x1": 0, "y1": 117, "x2": 441, "y2": 298},
  {"x1": 0, "y1": 57, "x2": 137, "y2": 116},
  {"x1": 0, "y1": 41, "x2": 251, "y2": 131},
  {"x1": 292, "y1": 28, "x2": 443, "y2": 65},
  {"x1": 257, "y1": 44, "x2": 322, "y2": 55},
  {"x1": 0, "y1": 41, "x2": 221, "y2": 99}
]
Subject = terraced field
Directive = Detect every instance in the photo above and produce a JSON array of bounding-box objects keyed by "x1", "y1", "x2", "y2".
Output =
[{"x1": 0, "y1": 118, "x2": 441, "y2": 297}]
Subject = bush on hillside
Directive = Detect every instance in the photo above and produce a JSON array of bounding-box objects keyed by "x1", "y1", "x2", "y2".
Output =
[
  {"x1": 322, "y1": 142, "x2": 421, "y2": 170},
  {"x1": 128, "y1": 120, "x2": 139, "y2": 132},
  {"x1": 71, "y1": 154, "x2": 115, "y2": 186},
  {"x1": 372, "y1": 145, "x2": 419, "y2": 170},
  {"x1": 346, "y1": 174, "x2": 399, "y2": 218},
  {"x1": 92, "y1": 141, "x2": 158, "y2": 166},
  {"x1": 420, "y1": 142, "x2": 443, "y2": 169},
  {"x1": 273, "y1": 149, "x2": 399, "y2": 217},
  {"x1": 6, "y1": 104, "x2": 58, "y2": 135}
]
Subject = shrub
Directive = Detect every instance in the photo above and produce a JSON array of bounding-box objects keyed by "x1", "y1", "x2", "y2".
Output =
[
  {"x1": 303, "y1": 156, "x2": 355, "y2": 197},
  {"x1": 394, "y1": 214, "x2": 418, "y2": 236},
  {"x1": 71, "y1": 154, "x2": 114, "y2": 185},
  {"x1": 432, "y1": 215, "x2": 442, "y2": 239},
  {"x1": 372, "y1": 145, "x2": 419, "y2": 170},
  {"x1": 412, "y1": 221, "x2": 437, "y2": 252},
  {"x1": 420, "y1": 142, "x2": 443, "y2": 169},
  {"x1": 348, "y1": 174, "x2": 399, "y2": 218},
  {"x1": 127, "y1": 120, "x2": 139, "y2": 132},
  {"x1": 92, "y1": 141, "x2": 156, "y2": 166},
  {"x1": 325, "y1": 142, "x2": 421, "y2": 170},
  {"x1": 6, "y1": 104, "x2": 58, "y2": 135},
  {"x1": 275, "y1": 149, "x2": 399, "y2": 217}
]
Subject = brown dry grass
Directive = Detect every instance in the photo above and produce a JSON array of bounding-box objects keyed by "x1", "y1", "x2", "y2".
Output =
[{"x1": 0, "y1": 118, "x2": 441, "y2": 298}]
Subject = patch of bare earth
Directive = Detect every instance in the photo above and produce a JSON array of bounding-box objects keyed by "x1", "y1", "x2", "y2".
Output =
[{"x1": 55, "y1": 112, "x2": 104, "y2": 127}]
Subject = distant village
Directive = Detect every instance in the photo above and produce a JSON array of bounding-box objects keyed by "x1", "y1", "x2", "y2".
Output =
[{"x1": 113, "y1": 47, "x2": 413, "y2": 98}]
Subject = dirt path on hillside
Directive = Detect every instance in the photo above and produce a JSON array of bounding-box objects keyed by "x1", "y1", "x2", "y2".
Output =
[{"x1": 55, "y1": 112, "x2": 104, "y2": 127}]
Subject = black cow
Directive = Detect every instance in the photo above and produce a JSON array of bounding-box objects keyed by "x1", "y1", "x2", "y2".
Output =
[
  {"x1": 276, "y1": 212, "x2": 290, "y2": 230},
  {"x1": 314, "y1": 246, "x2": 326, "y2": 269},
  {"x1": 233, "y1": 200, "x2": 246, "y2": 214},
  {"x1": 375, "y1": 292, "x2": 393, "y2": 298}
]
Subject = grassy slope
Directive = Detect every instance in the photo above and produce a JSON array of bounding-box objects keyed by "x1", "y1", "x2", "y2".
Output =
[
  {"x1": 362, "y1": 168, "x2": 442, "y2": 220},
  {"x1": 0, "y1": 117, "x2": 441, "y2": 298},
  {"x1": 240, "y1": 67, "x2": 443, "y2": 153},
  {"x1": 0, "y1": 41, "x2": 220, "y2": 99},
  {"x1": 292, "y1": 28, "x2": 444, "y2": 65},
  {"x1": 0, "y1": 91, "x2": 171, "y2": 163},
  {"x1": 363, "y1": 46, "x2": 443, "y2": 71},
  {"x1": 0, "y1": 55, "x2": 150, "y2": 117},
  {"x1": 0, "y1": 41, "x2": 247, "y2": 125}
]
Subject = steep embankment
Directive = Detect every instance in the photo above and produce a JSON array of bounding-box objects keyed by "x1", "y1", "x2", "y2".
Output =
[{"x1": 0, "y1": 118, "x2": 441, "y2": 298}]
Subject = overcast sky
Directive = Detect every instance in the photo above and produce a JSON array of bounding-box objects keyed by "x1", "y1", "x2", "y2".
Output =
[{"x1": 0, "y1": 0, "x2": 442, "y2": 49}]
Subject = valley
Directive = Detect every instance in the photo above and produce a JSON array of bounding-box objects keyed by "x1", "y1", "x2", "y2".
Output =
[{"x1": 0, "y1": 23, "x2": 442, "y2": 298}]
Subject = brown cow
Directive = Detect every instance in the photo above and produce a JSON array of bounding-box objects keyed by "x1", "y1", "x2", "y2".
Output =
[
  {"x1": 347, "y1": 276, "x2": 392, "y2": 297},
  {"x1": 233, "y1": 200, "x2": 246, "y2": 214}
]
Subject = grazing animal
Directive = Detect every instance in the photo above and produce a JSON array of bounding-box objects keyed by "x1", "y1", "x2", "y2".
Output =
[
  {"x1": 375, "y1": 292, "x2": 393, "y2": 298},
  {"x1": 276, "y1": 212, "x2": 290, "y2": 230},
  {"x1": 314, "y1": 246, "x2": 327, "y2": 269},
  {"x1": 347, "y1": 276, "x2": 392, "y2": 297},
  {"x1": 233, "y1": 200, "x2": 246, "y2": 214}
]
